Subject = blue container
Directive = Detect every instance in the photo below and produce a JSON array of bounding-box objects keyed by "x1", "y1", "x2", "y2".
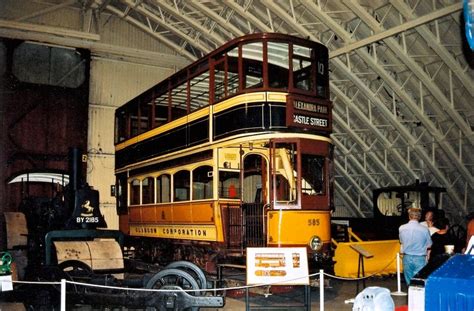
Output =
[{"x1": 425, "y1": 254, "x2": 474, "y2": 311}]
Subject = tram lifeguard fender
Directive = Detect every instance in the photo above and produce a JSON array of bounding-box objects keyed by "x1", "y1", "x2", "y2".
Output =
[
  {"x1": 333, "y1": 240, "x2": 400, "y2": 278},
  {"x1": 54, "y1": 239, "x2": 124, "y2": 273}
]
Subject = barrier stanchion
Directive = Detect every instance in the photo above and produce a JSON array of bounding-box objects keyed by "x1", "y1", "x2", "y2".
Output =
[
  {"x1": 391, "y1": 253, "x2": 407, "y2": 296},
  {"x1": 60, "y1": 278, "x2": 66, "y2": 311},
  {"x1": 8, "y1": 253, "x2": 400, "y2": 310},
  {"x1": 320, "y1": 269, "x2": 324, "y2": 311}
]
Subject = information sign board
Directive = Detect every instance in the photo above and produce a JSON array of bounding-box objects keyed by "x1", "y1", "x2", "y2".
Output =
[{"x1": 246, "y1": 247, "x2": 309, "y2": 285}]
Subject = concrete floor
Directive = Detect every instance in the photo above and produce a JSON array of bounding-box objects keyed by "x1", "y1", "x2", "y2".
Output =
[{"x1": 206, "y1": 275, "x2": 408, "y2": 310}]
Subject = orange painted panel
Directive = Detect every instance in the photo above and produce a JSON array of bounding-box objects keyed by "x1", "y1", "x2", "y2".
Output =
[
  {"x1": 190, "y1": 202, "x2": 214, "y2": 223},
  {"x1": 128, "y1": 201, "x2": 216, "y2": 226},
  {"x1": 128, "y1": 205, "x2": 141, "y2": 222},
  {"x1": 155, "y1": 206, "x2": 173, "y2": 223},
  {"x1": 172, "y1": 203, "x2": 193, "y2": 222},
  {"x1": 172, "y1": 201, "x2": 215, "y2": 223},
  {"x1": 141, "y1": 205, "x2": 157, "y2": 222}
]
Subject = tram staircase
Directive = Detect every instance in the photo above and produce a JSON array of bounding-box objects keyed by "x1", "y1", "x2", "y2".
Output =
[
  {"x1": 217, "y1": 203, "x2": 273, "y2": 296},
  {"x1": 225, "y1": 203, "x2": 266, "y2": 252}
]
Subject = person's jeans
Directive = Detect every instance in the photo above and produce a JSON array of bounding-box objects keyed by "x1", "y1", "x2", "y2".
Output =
[{"x1": 403, "y1": 254, "x2": 426, "y2": 285}]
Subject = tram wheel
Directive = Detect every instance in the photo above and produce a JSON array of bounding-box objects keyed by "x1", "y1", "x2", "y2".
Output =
[
  {"x1": 165, "y1": 261, "x2": 208, "y2": 290},
  {"x1": 145, "y1": 268, "x2": 201, "y2": 311},
  {"x1": 145, "y1": 268, "x2": 201, "y2": 294},
  {"x1": 57, "y1": 260, "x2": 93, "y2": 291}
]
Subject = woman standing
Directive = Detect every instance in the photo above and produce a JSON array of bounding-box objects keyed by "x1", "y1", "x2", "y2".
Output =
[{"x1": 429, "y1": 217, "x2": 455, "y2": 263}]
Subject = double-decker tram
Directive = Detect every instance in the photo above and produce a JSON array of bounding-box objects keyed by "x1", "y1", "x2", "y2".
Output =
[{"x1": 114, "y1": 33, "x2": 333, "y2": 272}]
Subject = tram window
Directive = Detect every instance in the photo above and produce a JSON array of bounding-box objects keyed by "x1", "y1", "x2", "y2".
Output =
[
  {"x1": 156, "y1": 174, "x2": 171, "y2": 203},
  {"x1": 219, "y1": 170, "x2": 240, "y2": 199},
  {"x1": 190, "y1": 71, "x2": 210, "y2": 112},
  {"x1": 142, "y1": 176, "x2": 155, "y2": 204},
  {"x1": 269, "y1": 103, "x2": 286, "y2": 128},
  {"x1": 154, "y1": 93, "x2": 169, "y2": 126},
  {"x1": 130, "y1": 179, "x2": 140, "y2": 205},
  {"x1": 293, "y1": 45, "x2": 314, "y2": 93},
  {"x1": 268, "y1": 42, "x2": 289, "y2": 89},
  {"x1": 275, "y1": 173, "x2": 291, "y2": 201},
  {"x1": 227, "y1": 48, "x2": 239, "y2": 96},
  {"x1": 214, "y1": 60, "x2": 225, "y2": 101},
  {"x1": 243, "y1": 42, "x2": 263, "y2": 89},
  {"x1": 174, "y1": 170, "x2": 190, "y2": 201},
  {"x1": 138, "y1": 101, "x2": 151, "y2": 134},
  {"x1": 193, "y1": 166, "x2": 213, "y2": 200},
  {"x1": 301, "y1": 155, "x2": 324, "y2": 195},
  {"x1": 115, "y1": 109, "x2": 127, "y2": 143},
  {"x1": 129, "y1": 102, "x2": 140, "y2": 137},
  {"x1": 214, "y1": 48, "x2": 240, "y2": 102},
  {"x1": 274, "y1": 145, "x2": 297, "y2": 204},
  {"x1": 170, "y1": 82, "x2": 188, "y2": 120}
]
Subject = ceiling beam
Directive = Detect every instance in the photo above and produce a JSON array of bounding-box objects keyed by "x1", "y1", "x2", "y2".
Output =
[
  {"x1": 259, "y1": 0, "x2": 320, "y2": 42},
  {"x1": 331, "y1": 135, "x2": 381, "y2": 189},
  {"x1": 346, "y1": 1, "x2": 474, "y2": 184},
  {"x1": 331, "y1": 82, "x2": 415, "y2": 182},
  {"x1": 0, "y1": 20, "x2": 189, "y2": 68},
  {"x1": 118, "y1": 0, "x2": 211, "y2": 55},
  {"x1": 333, "y1": 57, "x2": 465, "y2": 210},
  {"x1": 390, "y1": 0, "x2": 474, "y2": 98},
  {"x1": 222, "y1": 0, "x2": 272, "y2": 33},
  {"x1": 330, "y1": 2, "x2": 462, "y2": 58},
  {"x1": 335, "y1": 160, "x2": 373, "y2": 211},
  {"x1": 14, "y1": 0, "x2": 77, "y2": 22},
  {"x1": 0, "y1": 19, "x2": 100, "y2": 41},
  {"x1": 299, "y1": 1, "x2": 466, "y2": 210},
  {"x1": 104, "y1": 5, "x2": 197, "y2": 62},
  {"x1": 143, "y1": 0, "x2": 225, "y2": 47},
  {"x1": 334, "y1": 182, "x2": 365, "y2": 217},
  {"x1": 186, "y1": 1, "x2": 244, "y2": 38}
]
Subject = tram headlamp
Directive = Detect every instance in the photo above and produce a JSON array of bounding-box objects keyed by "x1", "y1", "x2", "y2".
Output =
[{"x1": 309, "y1": 235, "x2": 323, "y2": 251}]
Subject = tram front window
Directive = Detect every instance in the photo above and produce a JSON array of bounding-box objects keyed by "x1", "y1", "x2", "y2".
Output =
[
  {"x1": 293, "y1": 45, "x2": 315, "y2": 93},
  {"x1": 268, "y1": 42, "x2": 289, "y2": 89},
  {"x1": 273, "y1": 144, "x2": 297, "y2": 205},
  {"x1": 301, "y1": 155, "x2": 324, "y2": 195},
  {"x1": 243, "y1": 42, "x2": 263, "y2": 89}
]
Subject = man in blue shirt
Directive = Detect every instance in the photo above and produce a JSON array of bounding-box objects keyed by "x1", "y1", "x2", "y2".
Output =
[{"x1": 399, "y1": 207, "x2": 432, "y2": 285}]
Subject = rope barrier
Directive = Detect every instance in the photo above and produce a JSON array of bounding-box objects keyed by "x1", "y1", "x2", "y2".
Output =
[
  {"x1": 1, "y1": 253, "x2": 404, "y2": 311},
  {"x1": 3, "y1": 254, "x2": 398, "y2": 294},
  {"x1": 323, "y1": 254, "x2": 397, "y2": 281},
  {"x1": 9, "y1": 280, "x2": 61, "y2": 285}
]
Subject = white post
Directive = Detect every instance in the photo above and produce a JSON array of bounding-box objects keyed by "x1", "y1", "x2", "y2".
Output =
[
  {"x1": 60, "y1": 279, "x2": 66, "y2": 311},
  {"x1": 320, "y1": 269, "x2": 324, "y2": 311},
  {"x1": 391, "y1": 253, "x2": 407, "y2": 296}
]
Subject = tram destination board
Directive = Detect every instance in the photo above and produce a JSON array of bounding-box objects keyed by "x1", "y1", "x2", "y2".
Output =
[{"x1": 286, "y1": 94, "x2": 332, "y2": 132}]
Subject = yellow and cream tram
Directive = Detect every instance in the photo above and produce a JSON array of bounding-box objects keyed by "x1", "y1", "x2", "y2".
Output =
[{"x1": 114, "y1": 33, "x2": 333, "y2": 271}]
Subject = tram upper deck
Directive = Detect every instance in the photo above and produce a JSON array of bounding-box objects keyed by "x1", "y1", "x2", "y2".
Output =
[{"x1": 114, "y1": 33, "x2": 331, "y2": 170}]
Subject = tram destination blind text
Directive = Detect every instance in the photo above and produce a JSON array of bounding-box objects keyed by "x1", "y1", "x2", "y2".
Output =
[
  {"x1": 293, "y1": 114, "x2": 328, "y2": 128},
  {"x1": 293, "y1": 100, "x2": 328, "y2": 114}
]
